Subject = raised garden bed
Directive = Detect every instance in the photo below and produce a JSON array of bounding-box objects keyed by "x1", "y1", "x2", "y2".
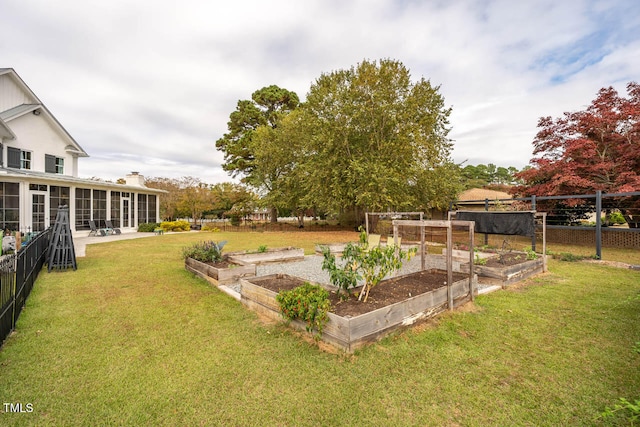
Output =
[
  {"x1": 185, "y1": 257, "x2": 256, "y2": 285},
  {"x1": 314, "y1": 243, "x2": 348, "y2": 255},
  {"x1": 462, "y1": 252, "x2": 545, "y2": 287},
  {"x1": 228, "y1": 247, "x2": 304, "y2": 265},
  {"x1": 240, "y1": 270, "x2": 476, "y2": 353}
]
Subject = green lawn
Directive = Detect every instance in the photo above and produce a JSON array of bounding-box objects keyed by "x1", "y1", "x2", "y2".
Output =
[{"x1": 1, "y1": 231, "x2": 639, "y2": 426}]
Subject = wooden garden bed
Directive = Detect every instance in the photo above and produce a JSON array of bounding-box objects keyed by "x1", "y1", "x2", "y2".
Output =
[
  {"x1": 185, "y1": 257, "x2": 256, "y2": 285},
  {"x1": 228, "y1": 247, "x2": 304, "y2": 265},
  {"x1": 239, "y1": 270, "x2": 476, "y2": 353}
]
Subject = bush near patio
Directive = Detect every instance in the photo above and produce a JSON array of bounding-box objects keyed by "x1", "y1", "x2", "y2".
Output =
[
  {"x1": 160, "y1": 220, "x2": 191, "y2": 232},
  {"x1": 0, "y1": 231, "x2": 638, "y2": 426}
]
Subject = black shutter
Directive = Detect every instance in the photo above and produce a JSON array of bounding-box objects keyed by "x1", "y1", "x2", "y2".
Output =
[
  {"x1": 7, "y1": 147, "x2": 20, "y2": 168},
  {"x1": 45, "y1": 154, "x2": 56, "y2": 173}
]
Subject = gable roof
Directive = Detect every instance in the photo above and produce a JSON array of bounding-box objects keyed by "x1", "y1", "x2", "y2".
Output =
[
  {"x1": 0, "y1": 68, "x2": 88, "y2": 157},
  {"x1": 457, "y1": 188, "x2": 513, "y2": 203}
]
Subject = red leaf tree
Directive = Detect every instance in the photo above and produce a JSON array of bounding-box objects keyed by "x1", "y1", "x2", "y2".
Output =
[{"x1": 513, "y1": 82, "x2": 640, "y2": 227}]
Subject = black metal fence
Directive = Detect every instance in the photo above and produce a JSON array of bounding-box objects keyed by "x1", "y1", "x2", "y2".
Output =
[
  {"x1": 455, "y1": 191, "x2": 640, "y2": 258},
  {"x1": 0, "y1": 228, "x2": 51, "y2": 346}
]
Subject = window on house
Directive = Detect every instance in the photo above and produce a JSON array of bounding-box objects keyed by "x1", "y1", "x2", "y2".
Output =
[
  {"x1": 50, "y1": 186, "x2": 70, "y2": 223},
  {"x1": 75, "y1": 188, "x2": 91, "y2": 230},
  {"x1": 45, "y1": 154, "x2": 64, "y2": 174},
  {"x1": 148, "y1": 195, "x2": 157, "y2": 223},
  {"x1": 110, "y1": 191, "x2": 121, "y2": 227},
  {"x1": 92, "y1": 189, "x2": 107, "y2": 228},
  {"x1": 21, "y1": 151, "x2": 32, "y2": 170},
  {"x1": 0, "y1": 182, "x2": 20, "y2": 231},
  {"x1": 7, "y1": 147, "x2": 32, "y2": 170},
  {"x1": 137, "y1": 194, "x2": 148, "y2": 225}
]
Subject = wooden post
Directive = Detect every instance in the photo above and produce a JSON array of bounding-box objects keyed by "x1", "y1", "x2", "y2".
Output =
[
  {"x1": 420, "y1": 223, "x2": 426, "y2": 271},
  {"x1": 447, "y1": 222, "x2": 453, "y2": 311},
  {"x1": 393, "y1": 222, "x2": 399, "y2": 259},
  {"x1": 469, "y1": 221, "x2": 475, "y2": 301},
  {"x1": 365, "y1": 212, "x2": 369, "y2": 237},
  {"x1": 542, "y1": 213, "x2": 547, "y2": 272}
]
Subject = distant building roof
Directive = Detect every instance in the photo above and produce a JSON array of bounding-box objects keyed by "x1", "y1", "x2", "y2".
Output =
[{"x1": 457, "y1": 188, "x2": 512, "y2": 204}]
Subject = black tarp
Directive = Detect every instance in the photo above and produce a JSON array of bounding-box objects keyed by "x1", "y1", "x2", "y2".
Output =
[{"x1": 456, "y1": 211, "x2": 535, "y2": 237}]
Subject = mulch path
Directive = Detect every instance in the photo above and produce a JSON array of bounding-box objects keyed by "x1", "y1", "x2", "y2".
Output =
[{"x1": 252, "y1": 269, "x2": 469, "y2": 317}]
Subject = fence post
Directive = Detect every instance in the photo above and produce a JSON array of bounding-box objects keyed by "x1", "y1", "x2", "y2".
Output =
[
  {"x1": 531, "y1": 195, "x2": 536, "y2": 252},
  {"x1": 595, "y1": 190, "x2": 602, "y2": 259},
  {"x1": 484, "y1": 198, "x2": 489, "y2": 246}
]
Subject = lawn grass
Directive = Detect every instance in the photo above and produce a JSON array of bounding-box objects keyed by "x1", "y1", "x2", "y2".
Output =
[{"x1": 1, "y1": 231, "x2": 639, "y2": 426}]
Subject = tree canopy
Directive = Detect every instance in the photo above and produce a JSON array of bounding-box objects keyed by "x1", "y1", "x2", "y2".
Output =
[
  {"x1": 214, "y1": 59, "x2": 461, "y2": 225},
  {"x1": 215, "y1": 85, "x2": 300, "y2": 181},
  {"x1": 513, "y1": 82, "x2": 640, "y2": 227},
  {"x1": 296, "y1": 59, "x2": 460, "y2": 222}
]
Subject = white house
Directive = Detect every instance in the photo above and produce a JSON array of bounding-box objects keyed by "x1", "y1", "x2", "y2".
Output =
[{"x1": 0, "y1": 68, "x2": 163, "y2": 235}]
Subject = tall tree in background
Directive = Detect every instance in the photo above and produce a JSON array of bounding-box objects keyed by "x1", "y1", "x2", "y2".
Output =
[
  {"x1": 299, "y1": 59, "x2": 459, "y2": 224},
  {"x1": 177, "y1": 177, "x2": 214, "y2": 226},
  {"x1": 145, "y1": 177, "x2": 182, "y2": 220},
  {"x1": 513, "y1": 82, "x2": 640, "y2": 227},
  {"x1": 250, "y1": 109, "x2": 310, "y2": 227},
  {"x1": 215, "y1": 85, "x2": 300, "y2": 222}
]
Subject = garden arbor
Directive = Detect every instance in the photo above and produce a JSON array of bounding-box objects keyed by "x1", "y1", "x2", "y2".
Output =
[
  {"x1": 365, "y1": 212, "x2": 424, "y2": 237},
  {"x1": 391, "y1": 219, "x2": 476, "y2": 309}
]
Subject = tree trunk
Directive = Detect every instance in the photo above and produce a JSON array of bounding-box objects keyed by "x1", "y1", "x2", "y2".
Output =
[
  {"x1": 270, "y1": 206, "x2": 278, "y2": 223},
  {"x1": 622, "y1": 210, "x2": 639, "y2": 228}
]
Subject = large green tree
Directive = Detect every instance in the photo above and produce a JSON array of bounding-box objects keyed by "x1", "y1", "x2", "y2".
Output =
[
  {"x1": 249, "y1": 109, "x2": 311, "y2": 226},
  {"x1": 215, "y1": 85, "x2": 299, "y2": 221},
  {"x1": 297, "y1": 59, "x2": 459, "y2": 223}
]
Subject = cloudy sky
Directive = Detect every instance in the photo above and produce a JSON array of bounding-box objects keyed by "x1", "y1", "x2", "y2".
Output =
[{"x1": 2, "y1": 0, "x2": 638, "y2": 183}]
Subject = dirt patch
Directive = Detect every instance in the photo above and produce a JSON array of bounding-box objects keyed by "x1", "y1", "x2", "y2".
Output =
[{"x1": 251, "y1": 270, "x2": 469, "y2": 317}]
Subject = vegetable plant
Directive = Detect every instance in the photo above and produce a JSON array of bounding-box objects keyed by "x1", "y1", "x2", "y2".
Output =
[
  {"x1": 321, "y1": 228, "x2": 415, "y2": 302},
  {"x1": 276, "y1": 282, "x2": 331, "y2": 339}
]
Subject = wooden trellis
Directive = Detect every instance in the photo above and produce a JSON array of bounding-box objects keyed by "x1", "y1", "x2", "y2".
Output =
[
  {"x1": 365, "y1": 212, "x2": 424, "y2": 237},
  {"x1": 47, "y1": 206, "x2": 77, "y2": 272},
  {"x1": 392, "y1": 219, "x2": 476, "y2": 310}
]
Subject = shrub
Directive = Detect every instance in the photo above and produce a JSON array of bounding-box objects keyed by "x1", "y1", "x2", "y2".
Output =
[
  {"x1": 182, "y1": 240, "x2": 227, "y2": 263},
  {"x1": 606, "y1": 211, "x2": 626, "y2": 225},
  {"x1": 160, "y1": 220, "x2": 191, "y2": 232},
  {"x1": 276, "y1": 283, "x2": 331, "y2": 339},
  {"x1": 138, "y1": 222, "x2": 160, "y2": 232},
  {"x1": 201, "y1": 223, "x2": 221, "y2": 232}
]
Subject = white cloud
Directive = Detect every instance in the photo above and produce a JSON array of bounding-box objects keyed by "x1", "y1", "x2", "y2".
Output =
[{"x1": 2, "y1": 0, "x2": 637, "y2": 182}]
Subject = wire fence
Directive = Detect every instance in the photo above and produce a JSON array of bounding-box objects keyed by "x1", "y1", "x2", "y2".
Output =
[{"x1": 452, "y1": 190, "x2": 640, "y2": 258}]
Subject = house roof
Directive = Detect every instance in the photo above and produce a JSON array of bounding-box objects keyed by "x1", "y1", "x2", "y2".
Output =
[
  {"x1": 0, "y1": 68, "x2": 89, "y2": 157},
  {"x1": 457, "y1": 188, "x2": 513, "y2": 203},
  {"x1": 0, "y1": 167, "x2": 166, "y2": 194},
  {"x1": 0, "y1": 103, "x2": 40, "y2": 121},
  {"x1": 0, "y1": 117, "x2": 15, "y2": 139}
]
